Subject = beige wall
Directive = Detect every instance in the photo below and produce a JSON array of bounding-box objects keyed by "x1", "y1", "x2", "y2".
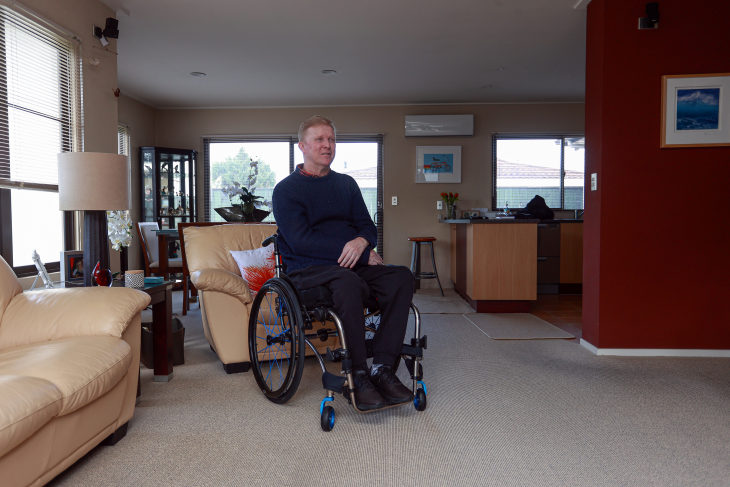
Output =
[
  {"x1": 154, "y1": 104, "x2": 584, "y2": 287},
  {"x1": 118, "y1": 95, "x2": 156, "y2": 271},
  {"x1": 16, "y1": 0, "x2": 118, "y2": 289}
]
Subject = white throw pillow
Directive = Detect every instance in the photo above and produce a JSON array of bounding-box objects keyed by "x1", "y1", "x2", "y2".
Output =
[{"x1": 230, "y1": 246, "x2": 276, "y2": 295}]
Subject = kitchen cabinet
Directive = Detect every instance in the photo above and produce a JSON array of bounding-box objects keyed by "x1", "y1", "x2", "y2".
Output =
[{"x1": 446, "y1": 219, "x2": 537, "y2": 312}]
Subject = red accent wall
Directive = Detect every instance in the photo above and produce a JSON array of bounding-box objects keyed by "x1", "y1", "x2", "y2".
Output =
[{"x1": 584, "y1": 0, "x2": 730, "y2": 349}]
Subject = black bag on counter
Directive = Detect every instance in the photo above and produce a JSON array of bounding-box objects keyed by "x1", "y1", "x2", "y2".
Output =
[{"x1": 514, "y1": 195, "x2": 554, "y2": 220}]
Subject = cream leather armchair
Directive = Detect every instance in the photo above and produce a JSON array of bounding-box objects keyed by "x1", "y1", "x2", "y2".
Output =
[
  {"x1": 182, "y1": 223, "x2": 339, "y2": 374},
  {"x1": 0, "y1": 256, "x2": 150, "y2": 487}
]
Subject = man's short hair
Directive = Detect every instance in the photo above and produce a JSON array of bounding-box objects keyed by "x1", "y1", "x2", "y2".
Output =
[{"x1": 298, "y1": 115, "x2": 337, "y2": 142}]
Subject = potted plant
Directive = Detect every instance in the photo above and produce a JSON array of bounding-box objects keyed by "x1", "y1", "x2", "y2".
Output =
[{"x1": 215, "y1": 160, "x2": 272, "y2": 222}]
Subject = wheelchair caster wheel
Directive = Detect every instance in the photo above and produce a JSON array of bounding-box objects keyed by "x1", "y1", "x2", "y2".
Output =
[
  {"x1": 321, "y1": 406, "x2": 335, "y2": 432},
  {"x1": 414, "y1": 388, "x2": 427, "y2": 411}
]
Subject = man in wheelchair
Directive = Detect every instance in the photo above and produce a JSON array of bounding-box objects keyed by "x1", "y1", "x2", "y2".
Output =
[{"x1": 272, "y1": 115, "x2": 415, "y2": 411}]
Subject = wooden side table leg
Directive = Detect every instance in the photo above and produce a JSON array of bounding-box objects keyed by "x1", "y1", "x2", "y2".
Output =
[{"x1": 152, "y1": 286, "x2": 174, "y2": 382}]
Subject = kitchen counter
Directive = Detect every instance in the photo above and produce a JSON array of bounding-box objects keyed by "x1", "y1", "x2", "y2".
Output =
[
  {"x1": 449, "y1": 221, "x2": 537, "y2": 312},
  {"x1": 442, "y1": 218, "x2": 582, "y2": 224}
]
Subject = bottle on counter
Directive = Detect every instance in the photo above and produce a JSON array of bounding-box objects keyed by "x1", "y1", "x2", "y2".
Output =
[{"x1": 504, "y1": 201, "x2": 510, "y2": 215}]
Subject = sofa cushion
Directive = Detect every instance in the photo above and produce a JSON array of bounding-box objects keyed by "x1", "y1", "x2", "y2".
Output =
[
  {"x1": 191, "y1": 268, "x2": 252, "y2": 305},
  {"x1": 183, "y1": 223, "x2": 277, "y2": 276},
  {"x1": 0, "y1": 287, "x2": 150, "y2": 351},
  {"x1": 0, "y1": 336, "x2": 132, "y2": 416},
  {"x1": 0, "y1": 255, "x2": 23, "y2": 325},
  {"x1": 229, "y1": 246, "x2": 275, "y2": 294},
  {"x1": 0, "y1": 375, "x2": 62, "y2": 457}
]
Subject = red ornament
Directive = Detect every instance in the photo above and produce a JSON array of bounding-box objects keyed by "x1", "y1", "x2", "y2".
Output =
[{"x1": 93, "y1": 262, "x2": 113, "y2": 287}]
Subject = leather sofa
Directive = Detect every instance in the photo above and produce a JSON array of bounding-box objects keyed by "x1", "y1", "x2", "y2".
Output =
[
  {"x1": 0, "y1": 256, "x2": 151, "y2": 487},
  {"x1": 182, "y1": 223, "x2": 339, "y2": 373}
]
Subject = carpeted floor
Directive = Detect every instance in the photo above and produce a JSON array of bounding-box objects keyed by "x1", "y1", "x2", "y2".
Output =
[
  {"x1": 49, "y1": 291, "x2": 730, "y2": 486},
  {"x1": 411, "y1": 288, "x2": 475, "y2": 314},
  {"x1": 464, "y1": 313, "x2": 575, "y2": 340}
]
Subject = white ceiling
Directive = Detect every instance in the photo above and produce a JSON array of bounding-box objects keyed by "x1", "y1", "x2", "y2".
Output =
[{"x1": 106, "y1": 0, "x2": 587, "y2": 109}]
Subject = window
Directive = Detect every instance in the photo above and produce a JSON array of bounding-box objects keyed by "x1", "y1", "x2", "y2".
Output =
[
  {"x1": 204, "y1": 134, "x2": 385, "y2": 256},
  {"x1": 118, "y1": 124, "x2": 131, "y2": 212},
  {"x1": 118, "y1": 124, "x2": 130, "y2": 156},
  {"x1": 492, "y1": 135, "x2": 585, "y2": 211},
  {"x1": 0, "y1": 5, "x2": 82, "y2": 275},
  {"x1": 205, "y1": 137, "x2": 294, "y2": 225}
]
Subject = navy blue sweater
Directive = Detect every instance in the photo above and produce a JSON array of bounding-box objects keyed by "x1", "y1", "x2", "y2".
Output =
[{"x1": 272, "y1": 169, "x2": 377, "y2": 273}]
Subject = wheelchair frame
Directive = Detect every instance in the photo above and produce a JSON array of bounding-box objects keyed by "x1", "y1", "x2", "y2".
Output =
[{"x1": 248, "y1": 235, "x2": 428, "y2": 431}]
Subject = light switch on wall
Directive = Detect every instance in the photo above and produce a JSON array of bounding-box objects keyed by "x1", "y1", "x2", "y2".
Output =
[
  {"x1": 437, "y1": 201, "x2": 443, "y2": 210},
  {"x1": 392, "y1": 196, "x2": 398, "y2": 205},
  {"x1": 591, "y1": 173, "x2": 597, "y2": 191}
]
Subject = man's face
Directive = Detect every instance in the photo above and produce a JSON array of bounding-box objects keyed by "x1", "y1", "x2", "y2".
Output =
[{"x1": 299, "y1": 124, "x2": 336, "y2": 169}]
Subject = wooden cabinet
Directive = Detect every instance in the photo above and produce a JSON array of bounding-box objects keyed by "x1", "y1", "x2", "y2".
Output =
[
  {"x1": 466, "y1": 223, "x2": 537, "y2": 301},
  {"x1": 560, "y1": 223, "x2": 583, "y2": 284},
  {"x1": 450, "y1": 224, "x2": 456, "y2": 282}
]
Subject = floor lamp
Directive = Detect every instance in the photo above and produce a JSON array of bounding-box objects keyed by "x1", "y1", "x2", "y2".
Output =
[{"x1": 58, "y1": 152, "x2": 130, "y2": 287}]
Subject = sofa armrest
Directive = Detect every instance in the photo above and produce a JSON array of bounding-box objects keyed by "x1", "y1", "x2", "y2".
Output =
[
  {"x1": 0, "y1": 288, "x2": 151, "y2": 351},
  {"x1": 191, "y1": 268, "x2": 253, "y2": 306}
]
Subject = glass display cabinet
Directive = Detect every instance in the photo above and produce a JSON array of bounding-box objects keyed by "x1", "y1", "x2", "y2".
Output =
[{"x1": 140, "y1": 147, "x2": 197, "y2": 230}]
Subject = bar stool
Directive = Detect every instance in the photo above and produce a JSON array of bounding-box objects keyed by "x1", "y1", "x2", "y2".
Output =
[{"x1": 408, "y1": 237, "x2": 444, "y2": 296}]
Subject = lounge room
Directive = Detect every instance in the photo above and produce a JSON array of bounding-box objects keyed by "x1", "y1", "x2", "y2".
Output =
[{"x1": 0, "y1": 0, "x2": 728, "y2": 486}]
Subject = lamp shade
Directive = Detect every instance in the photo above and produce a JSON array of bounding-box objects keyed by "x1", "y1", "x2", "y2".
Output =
[{"x1": 58, "y1": 152, "x2": 130, "y2": 211}]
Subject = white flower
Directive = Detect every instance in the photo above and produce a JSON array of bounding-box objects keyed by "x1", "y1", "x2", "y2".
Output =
[{"x1": 107, "y1": 210, "x2": 133, "y2": 251}]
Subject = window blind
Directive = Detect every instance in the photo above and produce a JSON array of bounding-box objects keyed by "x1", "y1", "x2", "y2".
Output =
[
  {"x1": 118, "y1": 124, "x2": 129, "y2": 156},
  {"x1": 0, "y1": 3, "x2": 82, "y2": 192},
  {"x1": 118, "y1": 123, "x2": 131, "y2": 207}
]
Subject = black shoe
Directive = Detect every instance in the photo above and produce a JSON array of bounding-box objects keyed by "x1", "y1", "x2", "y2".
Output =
[
  {"x1": 371, "y1": 365, "x2": 414, "y2": 405},
  {"x1": 351, "y1": 369, "x2": 386, "y2": 411}
]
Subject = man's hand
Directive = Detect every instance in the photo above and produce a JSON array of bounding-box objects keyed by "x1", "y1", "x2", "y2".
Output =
[
  {"x1": 338, "y1": 237, "x2": 369, "y2": 268},
  {"x1": 368, "y1": 249, "x2": 384, "y2": 266}
]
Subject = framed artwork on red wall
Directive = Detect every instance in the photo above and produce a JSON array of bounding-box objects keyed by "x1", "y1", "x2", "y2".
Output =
[{"x1": 661, "y1": 73, "x2": 730, "y2": 148}]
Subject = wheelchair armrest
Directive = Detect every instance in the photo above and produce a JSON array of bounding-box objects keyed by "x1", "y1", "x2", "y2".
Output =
[{"x1": 190, "y1": 268, "x2": 253, "y2": 305}]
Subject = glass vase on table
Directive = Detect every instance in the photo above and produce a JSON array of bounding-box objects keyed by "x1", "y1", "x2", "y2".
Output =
[{"x1": 448, "y1": 204, "x2": 457, "y2": 220}]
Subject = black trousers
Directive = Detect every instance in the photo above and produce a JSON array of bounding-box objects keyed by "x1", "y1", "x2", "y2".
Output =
[{"x1": 288, "y1": 264, "x2": 415, "y2": 370}]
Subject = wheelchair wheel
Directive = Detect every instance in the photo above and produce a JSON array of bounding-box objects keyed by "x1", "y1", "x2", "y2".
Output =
[
  {"x1": 248, "y1": 278, "x2": 306, "y2": 404},
  {"x1": 321, "y1": 406, "x2": 335, "y2": 432},
  {"x1": 414, "y1": 388, "x2": 427, "y2": 411}
]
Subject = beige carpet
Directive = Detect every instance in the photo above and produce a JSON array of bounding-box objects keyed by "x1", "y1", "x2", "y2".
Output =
[
  {"x1": 411, "y1": 288, "x2": 475, "y2": 314},
  {"x1": 47, "y1": 291, "x2": 730, "y2": 486},
  {"x1": 464, "y1": 313, "x2": 575, "y2": 340}
]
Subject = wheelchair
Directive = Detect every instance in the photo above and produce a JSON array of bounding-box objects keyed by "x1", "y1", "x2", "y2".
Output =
[{"x1": 248, "y1": 235, "x2": 428, "y2": 432}]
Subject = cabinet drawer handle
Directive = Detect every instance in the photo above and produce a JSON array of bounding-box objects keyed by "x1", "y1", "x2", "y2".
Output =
[{"x1": 537, "y1": 257, "x2": 547, "y2": 262}]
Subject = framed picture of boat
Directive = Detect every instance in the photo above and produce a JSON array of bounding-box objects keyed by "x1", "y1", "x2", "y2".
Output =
[{"x1": 661, "y1": 73, "x2": 730, "y2": 148}]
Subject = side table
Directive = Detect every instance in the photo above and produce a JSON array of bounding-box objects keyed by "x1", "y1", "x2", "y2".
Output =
[{"x1": 113, "y1": 280, "x2": 175, "y2": 382}]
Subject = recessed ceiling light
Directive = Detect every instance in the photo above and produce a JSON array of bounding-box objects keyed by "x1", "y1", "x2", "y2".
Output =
[
  {"x1": 321, "y1": 70, "x2": 337, "y2": 75},
  {"x1": 190, "y1": 72, "x2": 206, "y2": 77}
]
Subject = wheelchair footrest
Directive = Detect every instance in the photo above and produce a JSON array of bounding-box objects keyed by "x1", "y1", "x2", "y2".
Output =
[{"x1": 322, "y1": 371, "x2": 347, "y2": 393}]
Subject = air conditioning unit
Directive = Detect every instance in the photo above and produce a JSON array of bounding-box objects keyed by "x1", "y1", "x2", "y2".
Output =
[{"x1": 404, "y1": 115, "x2": 474, "y2": 137}]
